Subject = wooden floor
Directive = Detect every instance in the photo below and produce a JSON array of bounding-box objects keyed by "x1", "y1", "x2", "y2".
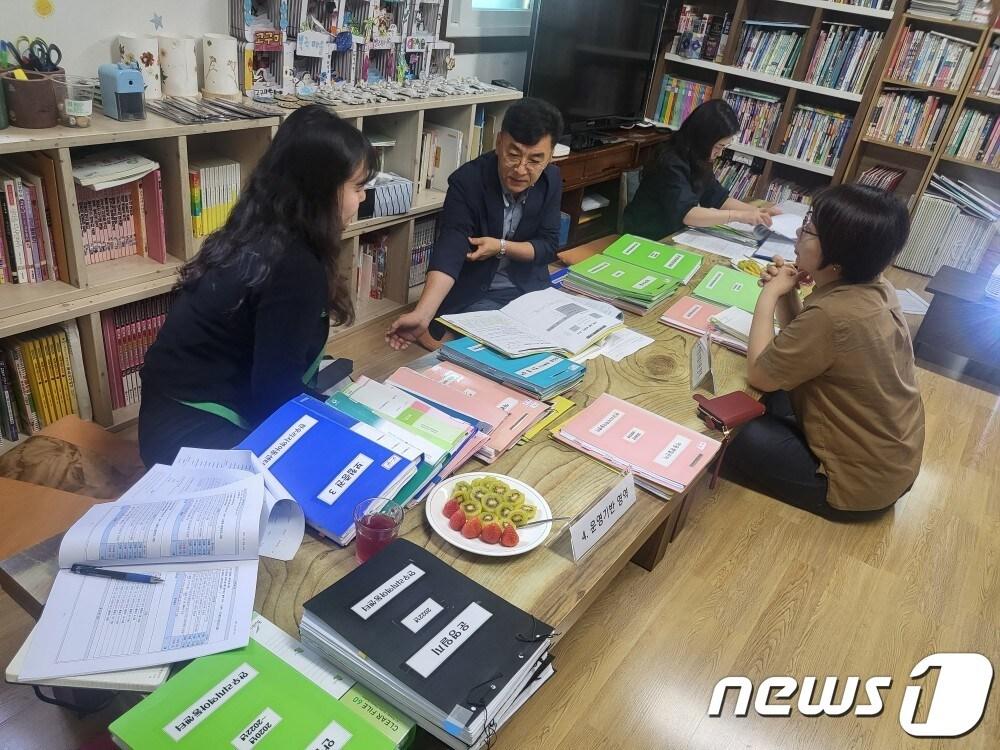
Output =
[{"x1": 2, "y1": 271, "x2": 998, "y2": 749}]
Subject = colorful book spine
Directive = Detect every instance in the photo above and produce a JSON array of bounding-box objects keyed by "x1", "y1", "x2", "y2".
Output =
[
  {"x1": 723, "y1": 88, "x2": 783, "y2": 148},
  {"x1": 656, "y1": 75, "x2": 713, "y2": 128},
  {"x1": 780, "y1": 105, "x2": 853, "y2": 166}
]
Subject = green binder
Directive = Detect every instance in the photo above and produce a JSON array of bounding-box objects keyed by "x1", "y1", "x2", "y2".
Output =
[
  {"x1": 109, "y1": 635, "x2": 398, "y2": 750},
  {"x1": 691, "y1": 265, "x2": 761, "y2": 313},
  {"x1": 568, "y1": 254, "x2": 677, "y2": 302},
  {"x1": 602, "y1": 234, "x2": 703, "y2": 284}
]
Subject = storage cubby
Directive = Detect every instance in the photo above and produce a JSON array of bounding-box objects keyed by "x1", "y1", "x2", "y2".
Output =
[
  {"x1": 423, "y1": 105, "x2": 477, "y2": 163},
  {"x1": 360, "y1": 110, "x2": 422, "y2": 182}
]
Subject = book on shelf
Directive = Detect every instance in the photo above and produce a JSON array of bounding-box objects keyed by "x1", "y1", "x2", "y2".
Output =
[
  {"x1": 653, "y1": 75, "x2": 713, "y2": 129},
  {"x1": 866, "y1": 88, "x2": 951, "y2": 149},
  {"x1": 780, "y1": 104, "x2": 854, "y2": 167},
  {"x1": 0, "y1": 322, "x2": 91, "y2": 437},
  {"x1": 715, "y1": 152, "x2": 764, "y2": 201},
  {"x1": 896, "y1": 189, "x2": 996, "y2": 275},
  {"x1": 357, "y1": 232, "x2": 389, "y2": 311},
  {"x1": 723, "y1": 88, "x2": 784, "y2": 149},
  {"x1": 101, "y1": 293, "x2": 174, "y2": 411},
  {"x1": 764, "y1": 178, "x2": 814, "y2": 205},
  {"x1": 189, "y1": 157, "x2": 241, "y2": 238},
  {"x1": 670, "y1": 8, "x2": 729, "y2": 62},
  {"x1": 945, "y1": 107, "x2": 1000, "y2": 167},
  {"x1": 886, "y1": 25, "x2": 977, "y2": 91},
  {"x1": 909, "y1": 0, "x2": 983, "y2": 22},
  {"x1": 972, "y1": 36, "x2": 1000, "y2": 97},
  {"x1": 410, "y1": 214, "x2": 436, "y2": 288},
  {"x1": 856, "y1": 164, "x2": 907, "y2": 191},
  {"x1": 734, "y1": 21, "x2": 809, "y2": 79},
  {"x1": 928, "y1": 172, "x2": 1000, "y2": 222},
  {"x1": 805, "y1": 23, "x2": 884, "y2": 94},
  {"x1": 421, "y1": 124, "x2": 464, "y2": 194}
]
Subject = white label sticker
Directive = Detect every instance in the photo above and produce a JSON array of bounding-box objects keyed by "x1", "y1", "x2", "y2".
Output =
[
  {"x1": 305, "y1": 718, "x2": 353, "y2": 750},
  {"x1": 732, "y1": 282, "x2": 744, "y2": 293},
  {"x1": 351, "y1": 564, "x2": 425, "y2": 620},
  {"x1": 382, "y1": 454, "x2": 400, "y2": 470},
  {"x1": 469, "y1": 344, "x2": 485, "y2": 352},
  {"x1": 588, "y1": 261, "x2": 610, "y2": 274},
  {"x1": 589, "y1": 409, "x2": 623, "y2": 437},
  {"x1": 318, "y1": 453, "x2": 374, "y2": 505},
  {"x1": 258, "y1": 416, "x2": 317, "y2": 468},
  {"x1": 166, "y1": 665, "x2": 258, "y2": 740},
  {"x1": 634, "y1": 275, "x2": 658, "y2": 290},
  {"x1": 653, "y1": 435, "x2": 692, "y2": 469},
  {"x1": 621, "y1": 241, "x2": 640, "y2": 256},
  {"x1": 497, "y1": 397, "x2": 519, "y2": 412},
  {"x1": 624, "y1": 427, "x2": 645, "y2": 443},
  {"x1": 405, "y1": 603, "x2": 492, "y2": 678},
  {"x1": 65, "y1": 98, "x2": 93, "y2": 117},
  {"x1": 612, "y1": 270, "x2": 625, "y2": 278},
  {"x1": 682, "y1": 303, "x2": 703, "y2": 320},
  {"x1": 232, "y1": 708, "x2": 282, "y2": 750},
  {"x1": 705, "y1": 271, "x2": 723, "y2": 290},
  {"x1": 569, "y1": 472, "x2": 637, "y2": 562},
  {"x1": 649, "y1": 250, "x2": 661, "y2": 260},
  {"x1": 666, "y1": 253, "x2": 684, "y2": 269},
  {"x1": 515, "y1": 355, "x2": 562, "y2": 379},
  {"x1": 402, "y1": 597, "x2": 443, "y2": 633}
]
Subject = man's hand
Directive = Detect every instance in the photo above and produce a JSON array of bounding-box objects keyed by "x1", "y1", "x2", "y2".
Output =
[
  {"x1": 466, "y1": 236, "x2": 502, "y2": 261},
  {"x1": 385, "y1": 310, "x2": 432, "y2": 351}
]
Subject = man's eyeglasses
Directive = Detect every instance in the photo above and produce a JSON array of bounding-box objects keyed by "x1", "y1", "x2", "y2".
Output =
[
  {"x1": 502, "y1": 152, "x2": 547, "y2": 171},
  {"x1": 800, "y1": 209, "x2": 818, "y2": 237}
]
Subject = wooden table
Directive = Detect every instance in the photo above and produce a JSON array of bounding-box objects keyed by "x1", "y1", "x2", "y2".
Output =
[{"x1": 0, "y1": 244, "x2": 751, "y2": 739}]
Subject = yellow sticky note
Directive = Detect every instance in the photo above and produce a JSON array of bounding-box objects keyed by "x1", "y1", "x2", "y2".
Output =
[
  {"x1": 12, "y1": 68, "x2": 29, "y2": 80},
  {"x1": 521, "y1": 396, "x2": 575, "y2": 442}
]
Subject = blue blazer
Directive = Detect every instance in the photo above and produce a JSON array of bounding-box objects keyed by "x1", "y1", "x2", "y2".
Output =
[{"x1": 427, "y1": 151, "x2": 562, "y2": 318}]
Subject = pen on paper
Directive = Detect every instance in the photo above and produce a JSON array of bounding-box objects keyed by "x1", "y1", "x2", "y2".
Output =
[{"x1": 70, "y1": 564, "x2": 164, "y2": 584}]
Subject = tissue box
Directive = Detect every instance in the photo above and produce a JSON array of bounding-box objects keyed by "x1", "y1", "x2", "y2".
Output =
[{"x1": 359, "y1": 172, "x2": 413, "y2": 219}]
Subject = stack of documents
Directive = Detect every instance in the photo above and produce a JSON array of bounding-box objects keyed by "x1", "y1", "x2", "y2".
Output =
[
  {"x1": 72, "y1": 150, "x2": 160, "y2": 191},
  {"x1": 553, "y1": 393, "x2": 721, "y2": 496},
  {"x1": 438, "y1": 336, "x2": 586, "y2": 400},
  {"x1": 660, "y1": 296, "x2": 766, "y2": 354},
  {"x1": 109, "y1": 613, "x2": 416, "y2": 749},
  {"x1": 563, "y1": 254, "x2": 679, "y2": 314},
  {"x1": 438, "y1": 287, "x2": 624, "y2": 358},
  {"x1": 300, "y1": 540, "x2": 554, "y2": 750},
  {"x1": 708, "y1": 306, "x2": 754, "y2": 345},
  {"x1": 692, "y1": 265, "x2": 762, "y2": 313}
]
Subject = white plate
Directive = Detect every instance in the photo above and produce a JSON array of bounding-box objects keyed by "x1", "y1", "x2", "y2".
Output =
[{"x1": 425, "y1": 472, "x2": 552, "y2": 557}]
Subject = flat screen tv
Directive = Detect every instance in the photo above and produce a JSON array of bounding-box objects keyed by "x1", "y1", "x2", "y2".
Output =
[{"x1": 524, "y1": 0, "x2": 671, "y2": 133}]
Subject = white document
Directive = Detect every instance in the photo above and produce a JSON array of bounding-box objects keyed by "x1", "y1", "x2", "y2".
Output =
[
  {"x1": 674, "y1": 230, "x2": 750, "y2": 260},
  {"x1": 441, "y1": 288, "x2": 623, "y2": 357},
  {"x1": 769, "y1": 211, "x2": 805, "y2": 240},
  {"x1": 897, "y1": 288, "x2": 930, "y2": 315},
  {"x1": 709, "y1": 306, "x2": 754, "y2": 343},
  {"x1": 756, "y1": 235, "x2": 797, "y2": 262},
  {"x1": 571, "y1": 328, "x2": 654, "y2": 363},
  {"x1": 19, "y1": 559, "x2": 258, "y2": 680}
]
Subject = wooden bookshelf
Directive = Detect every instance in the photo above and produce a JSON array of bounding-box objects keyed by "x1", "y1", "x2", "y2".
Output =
[
  {"x1": 937, "y1": 155, "x2": 1000, "y2": 174},
  {"x1": 880, "y1": 78, "x2": 963, "y2": 95},
  {"x1": 0, "y1": 88, "x2": 522, "y2": 436},
  {"x1": 773, "y1": 0, "x2": 894, "y2": 20},
  {"x1": 859, "y1": 136, "x2": 934, "y2": 155}
]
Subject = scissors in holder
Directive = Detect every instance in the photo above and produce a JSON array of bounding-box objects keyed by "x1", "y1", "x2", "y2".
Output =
[
  {"x1": 26, "y1": 38, "x2": 63, "y2": 72},
  {"x1": 0, "y1": 39, "x2": 27, "y2": 68}
]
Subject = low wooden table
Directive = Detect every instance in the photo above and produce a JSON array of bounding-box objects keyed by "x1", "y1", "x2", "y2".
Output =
[{"x1": 1, "y1": 246, "x2": 751, "y2": 744}]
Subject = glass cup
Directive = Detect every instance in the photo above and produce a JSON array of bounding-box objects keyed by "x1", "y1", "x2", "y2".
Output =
[
  {"x1": 354, "y1": 499, "x2": 403, "y2": 564},
  {"x1": 51, "y1": 74, "x2": 96, "y2": 128}
]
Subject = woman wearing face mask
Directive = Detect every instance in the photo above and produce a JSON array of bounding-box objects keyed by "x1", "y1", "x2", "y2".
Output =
[
  {"x1": 722, "y1": 184, "x2": 926, "y2": 520},
  {"x1": 624, "y1": 99, "x2": 779, "y2": 241},
  {"x1": 138, "y1": 106, "x2": 376, "y2": 466}
]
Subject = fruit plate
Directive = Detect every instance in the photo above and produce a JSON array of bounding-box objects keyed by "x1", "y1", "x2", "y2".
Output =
[{"x1": 425, "y1": 472, "x2": 553, "y2": 557}]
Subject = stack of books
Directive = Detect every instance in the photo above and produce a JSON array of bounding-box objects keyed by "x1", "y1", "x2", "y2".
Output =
[
  {"x1": 653, "y1": 75, "x2": 714, "y2": 129},
  {"x1": 419, "y1": 124, "x2": 464, "y2": 193},
  {"x1": 734, "y1": 21, "x2": 809, "y2": 79},
  {"x1": 0, "y1": 154, "x2": 69, "y2": 285},
  {"x1": 715, "y1": 152, "x2": 764, "y2": 201},
  {"x1": 909, "y1": 0, "x2": 979, "y2": 22},
  {"x1": 866, "y1": 89, "x2": 951, "y2": 150},
  {"x1": 886, "y1": 26, "x2": 976, "y2": 91},
  {"x1": 188, "y1": 157, "x2": 241, "y2": 237},
  {"x1": 691, "y1": 264, "x2": 762, "y2": 313},
  {"x1": 945, "y1": 108, "x2": 1000, "y2": 167},
  {"x1": 72, "y1": 150, "x2": 167, "y2": 266},
  {"x1": 805, "y1": 23, "x2": 884, "y2": 93},
  {"x1": 670, "y1": 7, "x2": 732, "y2": 62},
  {"x1": 765, "y1": 178, "x2": 813, "y2": 205},
  {"x1": 357, "y1": 231, "x2": 388, "y2": 304},
  {"x1": 438, "y1": 337, "x2": 585, "y2": 400},
  {"x1": 780, "y1": 105, "x2": 853, "y2": 167},
  {"x1": 0, "y1": 322, "x2": 91, "y2": 438},
  {"x1": 553, "y1": 393, "x2": 721, "y2": 495},
  {"x1": 972, "y1": 37, "x2": 1000, "y2": 97},
  {"x1": 895, "y1": 174, "x2": 998, "y2": 275},
  {"x1": 723, "y1": 88, "x2": 784, "y2": 149},
  {"x1": 101, "y1": 294, "x2": 173, "y2": 411},
  {"x1": 300, "y1": 539, "x2": 555, "y2": 750},
  {"x1": 659, "y1": 295, "x2": 752, "y2": 354},
  {"x1": 410, "y1": 214, "x2": 436, "y2": 287},
  {"x1": 857, "y1": 164, "x2": 907, "y2": 192}
]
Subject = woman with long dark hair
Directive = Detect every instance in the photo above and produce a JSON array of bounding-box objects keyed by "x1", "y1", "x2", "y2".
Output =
[
  {"x1": 624, "y1": 99, "x2": 779, "y2": 240},
  {"x1": 138, "y1": 105, "x2": 376, "y2": 466}
]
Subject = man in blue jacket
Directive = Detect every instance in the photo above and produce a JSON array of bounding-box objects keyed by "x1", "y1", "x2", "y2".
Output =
[{"x1": 386, "y1": 97, "x2": 563, "y2": 349}]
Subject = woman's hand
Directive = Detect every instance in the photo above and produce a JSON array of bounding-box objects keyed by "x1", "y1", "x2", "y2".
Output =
[
  {"x1": 736, "y1": 207, "x2": 774, "y2": 228},
  {"x1": 759, "y1": 256, "x2": 805, "y2": 296},
  {"x1": 385, "y1": 310, "x2": 432, "y2": 350},
  {"x1": 763, "y1": 205, "x2": 783, "y2": 217}
]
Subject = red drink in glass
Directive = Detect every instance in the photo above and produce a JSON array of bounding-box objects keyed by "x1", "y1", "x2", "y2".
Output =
[{"x1": 354, "y1": 501, "x2": 403, "y2": 563}]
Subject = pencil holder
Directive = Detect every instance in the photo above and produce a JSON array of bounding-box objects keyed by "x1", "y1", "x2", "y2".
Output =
[{"x1": 1, "y1": 70, "x2": 58, "y2": 128}]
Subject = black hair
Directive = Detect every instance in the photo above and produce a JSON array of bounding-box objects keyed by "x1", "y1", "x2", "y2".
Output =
[
  {"x1": 655, "y1": 98, "x2": 740, "y2": 188},
  {"x1": 811, "y1": 184, "x2": 910, "y2": 284},
  {"x1": 178, "y1": 105, "x2": 376, "y2": 326},
  {"x1": 501, "y1": 97, "x2": 563, "y2": 148}
]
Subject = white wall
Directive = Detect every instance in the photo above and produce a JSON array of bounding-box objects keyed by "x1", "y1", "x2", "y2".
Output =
[{"x1": 3, "y1": 1, "x2": 228, "y2": 77}]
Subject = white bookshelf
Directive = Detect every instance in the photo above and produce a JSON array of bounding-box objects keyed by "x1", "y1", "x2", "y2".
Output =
[
  {"x1": 728, "y1": 142, "x2": 838, "y2": 176},
  {"x1": 771, "y1": 0, "x2": 895, "y2": 20}
]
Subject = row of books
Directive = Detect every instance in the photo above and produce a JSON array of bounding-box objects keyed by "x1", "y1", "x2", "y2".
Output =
[
  {"x1": 805, "y1": 23, "x2": 884, "y2": 94},
  {"x1": 896, "y1": 176, "x2": 997, "y2": 275},
  {"x1": 857, "y1": 163, "x2": 907, "y2": 192},
  {"x1": 409, "y1": 214, "x2": 435, "y2": 287},
  {"x1": 0, "y1": 322, "x2": 91, "y2": 440},
  {"x1": 945, "y1": 107, "x2": 1000, "y2": 166},
  {"x1": 866, "y1": 89, "x2": 951, "y2": 149},
  {"x1": 764, "y1": 177, "x2": 814, "y2": 205},
  {"x1": 723, "y1": 88, "x2": 783, "y2": 149},
  {"x1": 715, "y1": 152, "x2": 763, "y2": 201},
  {"x1": 652, "y1": 75, "x2": 713, "y2": 129},
  {"x1": 418, "y1": 124, "x2": 464, "y2": 194},
  {"x1": 831, "y1": 0, "x2": 893, "y2": 8},
  {"x1": 0, "y1": 154, "x2": 68, "y2": 285},
  {"x1": 779, "y1": 104, "x2": 854, "y2": 167},
  {"x1": 670, "y1": 7, "x2": 732, "y2": 63},
  {"x1": 885, "y1": 26, "x2": 976, "y2": 91},
  {"x1": 188, "y1": 157, "x2": 241, "y2": 237},
  {"x1": 971, "y1": 37, "x2": 1000, "y2": 98},
  {"x1": 908, "y1": 0, "x2": 982, "y2": 22},
  {"x1": 72, "y1": 151, "x2": 167, "y2": 266},
  {"x1": 101, "y1": 294, "x2": 173, "y2": 411},
  {"x1": 357, "y1": 232, "x2": 388, "y2": 302},
  {"x1": 734, "y1": 21, "x2": 808, "y2": 79}
]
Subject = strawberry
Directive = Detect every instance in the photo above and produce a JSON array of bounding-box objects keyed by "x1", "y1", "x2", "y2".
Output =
[
  {"x1": 480, "y1": 522, "x2": 502, "y2": 545},
  {"x1": 448, "y1": 509, "x2": 467, "y2": 531},
  {"x1": 500, "y1": 523, "x2": 519, "y2": 548},
  {"x1": 443, "y1": 498, "x2": 461, "y2": 518},
  {"x1": 462, "y1": 516, "x2": 483, "y2": 539}
]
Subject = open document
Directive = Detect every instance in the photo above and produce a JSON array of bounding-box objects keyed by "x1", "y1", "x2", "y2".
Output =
[
  {"x1": 438, "y1": 287, "x2": 624, "y2": 357},
  {"x1": 18, "y1": 474, "x2": 270, "y2": 681}
]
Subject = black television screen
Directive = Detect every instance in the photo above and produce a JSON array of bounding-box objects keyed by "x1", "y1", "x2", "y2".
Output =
[{"x1": 524, "y1": 0, "x2": 670, "y2": 130}]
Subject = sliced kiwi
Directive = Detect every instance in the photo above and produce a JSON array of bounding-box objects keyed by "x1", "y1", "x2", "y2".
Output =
[{"x1": 461, "y1": 499, "x2": 482, "y2": 517}]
